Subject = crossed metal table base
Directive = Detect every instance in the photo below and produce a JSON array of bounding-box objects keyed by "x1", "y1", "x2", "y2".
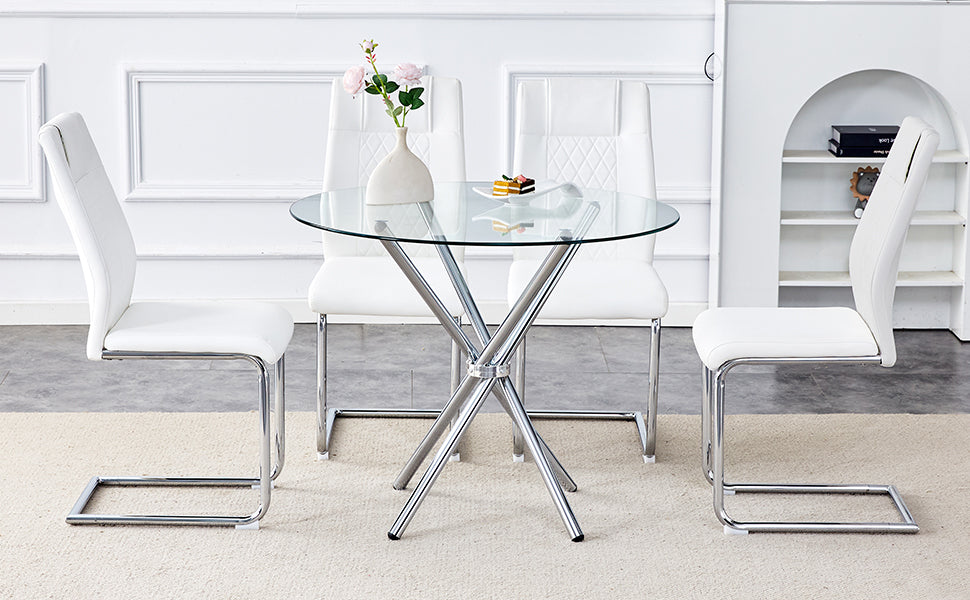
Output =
[{"x1": 375, "y1": 201, "x2": 600, "y2": 541}]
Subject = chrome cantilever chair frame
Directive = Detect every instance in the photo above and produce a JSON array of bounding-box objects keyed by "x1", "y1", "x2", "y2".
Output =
[
  {"x1": 509, "y1": 77, "x2": 667, "y2": 463},
  {"x1": 312, "y1": 75, "x2": 466, "y2": 461},
  {"x1": 67, "y1": 351, "x2": 286, "y2": 529},
  {"x1": 701, "y1": 356, "x2": 918, "y2": 534},
  {"x1": 512, "y1": 318, "x2": 661, "y2": 463},
  {"x1": 315, "y1": 313, "x2": 462, "y2": 461},
  {"x1": 693, "y1": 116, "x2": 938, "y2": 534},
  {"x1": 41, "y1": 111, "x2": 293, "y2": 529}
]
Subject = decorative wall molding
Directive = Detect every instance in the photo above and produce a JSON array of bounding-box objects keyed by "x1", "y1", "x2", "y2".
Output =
[
  {"x1": 0, "y1": 299, "x2": 708, "y2": 326},
  {"x1": 295, "y1": 0, "x2": 715, "y2": 19},
  {"x1": 657, "y1": 185, "x2": 712, "y2": 204},
  {"x1": 0, "y1": 248, "x2": 325, "y2": 261},
  {"x1": 123, "y1": 65, "x2": 340, "y2": 202},
  {"x1": 0, "y1": 1, "x2": 715, "y2": 19},
  {"x1": 0, "y1": 63, "x2": 45, "y2": 202},
  {"x1": 464, "y1": 248, "x2": 709, "y2": 262}
]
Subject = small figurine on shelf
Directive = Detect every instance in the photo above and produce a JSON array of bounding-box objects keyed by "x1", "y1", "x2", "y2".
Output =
[{"x1": 850, "y1": 166, "x2": 880, "y2": 218}]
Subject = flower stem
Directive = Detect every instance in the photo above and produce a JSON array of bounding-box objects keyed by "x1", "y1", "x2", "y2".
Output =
[
  {"x1": 366, "y1": 55, "x2": 401, "y2": 128},
  {"x1": 400, "y1": 86, "x2": 409, "y2": 127}
]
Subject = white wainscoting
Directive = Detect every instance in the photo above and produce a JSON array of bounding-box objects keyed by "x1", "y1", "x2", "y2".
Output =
[
  {"x1": 0, "y1": 64, "x2": 45, "y2": 202},
  {"x1": 0, "y1": 2, "x2": 715, "y2": 325},
  {"x1": 124, "y1": 66, "x2": 340, "y2": 202}
]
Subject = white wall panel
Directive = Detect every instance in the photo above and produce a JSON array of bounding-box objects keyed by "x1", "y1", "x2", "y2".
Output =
[
  {"x1": 126, "y1": 68, "x2": 334, "y2": 201},
  {"x1": 0, "y1": 64, "x2": 44, "y2": 202},
  {"x1": 0, "y1": 3, "x2": 715, "y2": 325}
]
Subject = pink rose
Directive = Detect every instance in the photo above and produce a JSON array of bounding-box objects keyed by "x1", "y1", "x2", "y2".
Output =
[
  {"x1": 343, "y1": 66, "x2": 366, "y2": 95},
  {"x1": 361, "y1": 39, "x2": 377, "y2": 53},
  {"x1": 393, "y1": 63, "x2": 422, "y2": 87}
]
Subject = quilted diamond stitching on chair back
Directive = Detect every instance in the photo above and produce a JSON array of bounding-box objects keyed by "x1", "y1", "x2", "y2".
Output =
[
  {"x1": 547, "y1": 136, "x2": 618, "y2": 190},
  {"x1": 547, "y1": 135, "x2": 618, "y2": 260},
  {"x1": 513, "y1": 78, "x2": 657, "y2": 264}
]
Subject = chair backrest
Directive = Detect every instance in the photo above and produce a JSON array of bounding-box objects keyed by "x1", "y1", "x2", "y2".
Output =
[
  {"x1": 38, "y1": 112, "x2": 136, "y2": 361},
  {"x1": 849, "y1": 116, "x2": 939, "y2": 367},
  {"x1": 512, "y1": 77, "x2": 658, "y2": 261},
  {"x1": 322, "y1": 75, "x2": 466, "y2": 258}
]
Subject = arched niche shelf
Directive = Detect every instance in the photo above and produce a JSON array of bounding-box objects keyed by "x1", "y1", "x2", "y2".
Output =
[
  {"x1": 774, "y1": 69, "x2": 970, "y2": 333},
  {"x1": 784, "y1": 69, "x2": 967, "y2": 154}
]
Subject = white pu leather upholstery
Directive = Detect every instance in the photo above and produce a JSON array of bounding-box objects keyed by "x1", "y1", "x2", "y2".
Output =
[
  {"x1": 693, "y1": 307, "x2": 878, "y2": 370},
  {"x1": 693, "y1": 116, "x2": 940, "y2": 370},
  {"x1": 309, "y1": 76, "x2": 466, "y2": 317},
  {"x1": 38, "y1": 113, "x2": 137, "y2": 361},
  {"x1": 39, "y1": 112, "x2": 294, "y2": 364},
  {"x1": 104, "y1": 301, "x2": 292, "y2": 364},
  {"x1": 309, "y1": 256, "x2": 463, "y2": 317},
  {"x1": 509, "y1": 259, "x2": 667, "y2": 319},
  {"x1": 507, "y1": 78, "x2": 668, "y2": 319},
  {"x1": 850, "y1": 117, "x2": 940, "y2": 367}
]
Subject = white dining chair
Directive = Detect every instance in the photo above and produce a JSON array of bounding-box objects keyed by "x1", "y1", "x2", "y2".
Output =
[
  {"x1": 507, "y1": 77, "x2": 668, "y2": 462},
  {"x1": 38, "y1": 112, "x2": 294, "y2": 528},
  {"x1": 309, "y1": 76, "x2": 467, "y2": 459},
  {"x1": 692, "y1": 116, "x2": 939, "y2": 534}
]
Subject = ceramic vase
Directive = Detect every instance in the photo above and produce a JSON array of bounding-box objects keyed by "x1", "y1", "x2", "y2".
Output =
[{"x1": 365, "y1": 127, "x2": 434, "y2": 205}]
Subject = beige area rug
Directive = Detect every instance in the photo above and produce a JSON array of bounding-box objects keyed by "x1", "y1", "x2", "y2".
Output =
[{"x1": 1, "y1": 411, "x2": 968, "y2": 599}]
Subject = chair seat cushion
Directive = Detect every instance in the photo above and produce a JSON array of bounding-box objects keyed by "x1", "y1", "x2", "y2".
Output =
[
  {"x1": 104, "y1": 301, "x2": 294, "y2": 364},
  {"x1": 507, "y1": 259, "x2": 668, "y2": 320},
  {"x1": 308, "y1": 256, "x2": 464, "y2": 318},
  {"x1": 692, "y1": 307, "x2": 879, "y2": 370}
]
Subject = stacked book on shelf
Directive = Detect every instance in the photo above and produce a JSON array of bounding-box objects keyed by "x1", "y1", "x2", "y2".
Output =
[{"x1": 828, "y1": 125, "x2": 899, "y2": 157}]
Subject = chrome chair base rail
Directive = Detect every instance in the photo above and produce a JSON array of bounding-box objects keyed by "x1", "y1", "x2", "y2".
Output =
[
  {"x1": 67, "y1": 352, "x2": 285, "y2": 529},
  {"x1": 712, "y1": 482, "x2": 919, "y2": 534},
  {"x1": 522, "y1": 410, "x2": 654, "y2": 463},
  {"x1": 703, "y1": 359, "x2": 919, "y2": 535},
  {"x1": 512, "y1": 318, "x2": 661, "y2": 463},
  {"x1": 67, "y1": 475, "x2": 271, "y2": 528},
  {"x1": 317, "y1": 407, "x2": 443, "y2": 461},
  {"x1": 316, "y1": 313, "x2": 464, "y2": 461}
]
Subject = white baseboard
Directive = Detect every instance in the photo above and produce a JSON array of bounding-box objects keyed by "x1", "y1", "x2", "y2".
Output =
[{"x1": 0, "y1": 300, "x2": 708, "y2": 327}]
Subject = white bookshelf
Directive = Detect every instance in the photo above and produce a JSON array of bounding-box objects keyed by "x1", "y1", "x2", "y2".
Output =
[
  {"x1": 781, "y1": 149, "x2": 968, "y2": 164},
  {"x1": 713, "y1": 0, "x2": 970, "y2": 338}
]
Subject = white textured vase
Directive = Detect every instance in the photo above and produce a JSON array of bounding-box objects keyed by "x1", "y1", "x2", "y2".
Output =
[{"x1": 365, "y1": 127, "x2": 434, "y2": 206}]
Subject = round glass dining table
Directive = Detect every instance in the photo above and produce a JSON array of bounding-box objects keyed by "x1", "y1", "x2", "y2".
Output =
[
  {"x1": 290, "y1": 181, "x2": 679, "y2": 542},
  {"x1": 290, "y1": 181, "x2": 679, "y2": 246}
]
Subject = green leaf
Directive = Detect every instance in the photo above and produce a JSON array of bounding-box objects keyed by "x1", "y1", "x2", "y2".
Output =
[
  {"x1": 364, "y1": 85, "x2": 380, "y2": 95},
  {"x1": 398, "y1": 90, "x2": 412, "y2": 105},
  {"x1": 384, "y1": 81, "x2": 399, "y2": 93},
  {"x1": 409, "y1": 98, "x2": 424, "y2": 110},
  {"x1": 386, "y1": 109, "x2": 396, "y2": 118},
  {"x1": 410, "y1": 87, "x2": 424, "y2": 99},
  {"x1": 372, "y1": 73, "x2": 388, "y2": 87},
  {"x1": 393, "y1": 106, "x2": 404, "y2": 116}
]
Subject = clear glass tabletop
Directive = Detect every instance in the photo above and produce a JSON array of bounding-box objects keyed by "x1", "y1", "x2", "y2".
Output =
[{"x1": 289, "y1": 182, "x2": 679, "y2": 246}]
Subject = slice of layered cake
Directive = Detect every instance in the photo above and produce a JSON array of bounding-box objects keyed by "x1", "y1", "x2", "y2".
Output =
[
  {"x1": 492, "y1": 176, "x2": 512, "y2": 196},
  {"x1": 492, "y1": 174, "x2": 535, "y2": 196},
  {"x1": 513, "y1": 175, "x2": 535, "y2": 194}
]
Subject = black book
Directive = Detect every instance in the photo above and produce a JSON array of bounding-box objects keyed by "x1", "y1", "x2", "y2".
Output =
[
  {"x1": 828, "y1": 139, "x2": 891, "y2": 158},
  {"x1": 831, "y1": 125, "x2": 898, "y2": 147}
]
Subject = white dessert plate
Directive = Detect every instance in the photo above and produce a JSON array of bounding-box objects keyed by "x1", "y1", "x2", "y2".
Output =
[{"x1": 472, "y1": 181, "x2": 580, "y2": 205}]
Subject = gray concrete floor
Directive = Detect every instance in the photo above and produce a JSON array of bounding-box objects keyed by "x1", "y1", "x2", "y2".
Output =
[{"x1": 0, "y1": 324, "x2": 967, "y2": 414}]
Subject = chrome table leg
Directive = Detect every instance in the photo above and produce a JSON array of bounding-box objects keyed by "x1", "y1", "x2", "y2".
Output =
[
  {"x1": 381, "y1": 203, "x2": 599, "y2": 540},
  {"x1": 512, "y1": 342, "x2": 526, "y2": 461}
]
